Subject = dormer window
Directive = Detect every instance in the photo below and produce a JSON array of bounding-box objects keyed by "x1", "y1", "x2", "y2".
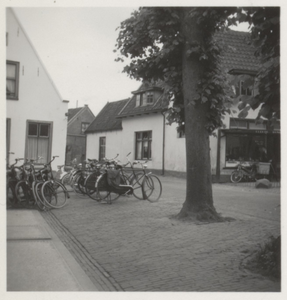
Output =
[
  {"x1": 135, "y1": 91, "x2": 154, "y2": 107},
  {"x1": 147, "y1": 92, "x2": 153, "y2": 104},
  {"x1": 234, "y1": 81, "x2": 253, "y2": 96}
]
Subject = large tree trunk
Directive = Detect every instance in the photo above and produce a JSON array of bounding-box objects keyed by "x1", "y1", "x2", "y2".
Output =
[{"x1": 177, "y1": 10, "x2": 221, "y2": 221}]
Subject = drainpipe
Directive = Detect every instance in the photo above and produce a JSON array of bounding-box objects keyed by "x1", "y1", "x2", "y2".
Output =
[
  {"x1": 216, "y1": 129, "x2": 221, "y2": 182},
  {"x1": 161, "y1": 112, "x2": 166, "y2": 176}
]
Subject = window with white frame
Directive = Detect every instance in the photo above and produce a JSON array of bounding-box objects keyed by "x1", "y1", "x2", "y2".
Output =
[{"x1": 135, "y1": 131, "x2": 152, "y2": 160}]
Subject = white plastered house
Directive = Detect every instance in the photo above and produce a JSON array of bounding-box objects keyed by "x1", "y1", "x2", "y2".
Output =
[
  {"x1": 86, "y1": 30, "x2": 280, "y2": 181},
  {"x1": 6, "y1": 8, "x2": 68, "y2": 169}
]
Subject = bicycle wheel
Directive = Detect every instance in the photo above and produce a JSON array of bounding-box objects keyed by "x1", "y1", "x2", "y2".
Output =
[
  {"x1": 32, "y1": 182, "x2": 47, "y2": 211},
  {"x1": 130, "y1": 172, "x2": 146, "y2": 200},
  {"x1": 61, "y1": 173, "x2": 70, "y2": 186},
  {"x1": 7, "y1": 179, "x2": 18, "y2": 207},
  {"x1": 71, "y1": 174, "x2": 85, "y2": 194},
  {"x1": 96, "y1": 173, "x2": 120, "y2": 202},
  {"x1": 15, "y1": 180, "x2": 33, "y2": 206},
  {"x1": 41, "y1": 180, "x2": 68, "y2": 208},
  {"x1": 230, "y1": 171, "x2": 243, "y2": 183},
  {"x1": 142, "y1": 174, "x2": 162, "y2": 202},
  {"x1": 69, "y1": 170, "x2": 81, "y2": 188},
  {"x1": 35, "y1": 182, "x2": 52, "y2": 211},
  {"x1": 85, "y1": 172, "x2": 100, "y2": 200},
  {"x1": 78, "y1": 175, "x2": 87, "y2": 194}
]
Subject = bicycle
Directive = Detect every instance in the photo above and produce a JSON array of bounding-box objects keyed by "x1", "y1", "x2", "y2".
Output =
[
  {"x1": 60, "y1": 158, "x2": 80, "y2": 187},
  {"x1": 85, "y1": 155, "x2": 121, "y2": 201},
  {"x1": 84, "y1": 161, "x2": 104, "y2": 200},
  {"x1": 6, "y1": 153, "x2": 25, "y2": 207},
  {"x1": 95, "y1": 153, "x2": 162, "y2": 204},
  {"x1": 230, "y1": 160, "x2": 278, "y2": 183},
  {"x1": 40, "y1": 156, "x2": 70, "y2": 209},
  {"x1": 14, "y1": 156, "x2": 49, "y2": 210}
]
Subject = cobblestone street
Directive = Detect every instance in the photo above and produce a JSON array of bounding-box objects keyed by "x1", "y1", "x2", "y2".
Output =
[{"x1": 41, "y1": 176, "x2": 280, "y2": 292}]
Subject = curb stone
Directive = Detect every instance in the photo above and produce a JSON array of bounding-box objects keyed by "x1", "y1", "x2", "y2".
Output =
[{"x1": 41, "y1": 210, "x2": 124, "y2": 291}]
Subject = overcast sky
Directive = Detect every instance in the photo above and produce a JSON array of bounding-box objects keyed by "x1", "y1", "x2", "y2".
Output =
[
  {"x1": 12, "y1": 6, "x2": 142, "y2": 116},
  {"x1": 10, "y1": 5, "x2": 253, "y2": 117}
]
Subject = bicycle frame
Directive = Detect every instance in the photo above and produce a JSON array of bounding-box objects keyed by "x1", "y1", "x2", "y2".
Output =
[{"x1": 236, "y1": 162, "x2": 257, "y2": 180}]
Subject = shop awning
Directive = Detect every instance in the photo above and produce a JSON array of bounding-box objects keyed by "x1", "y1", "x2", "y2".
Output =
[{"x1": 221, "y1": 128, "x2": 280, "y2": 136}]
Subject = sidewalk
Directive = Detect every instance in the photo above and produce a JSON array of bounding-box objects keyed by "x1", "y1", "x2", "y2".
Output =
[{"x1": 7, "y1": 209, "x2": 99, "y2": 291}]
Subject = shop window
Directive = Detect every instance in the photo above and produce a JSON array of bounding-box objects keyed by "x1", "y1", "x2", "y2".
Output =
[
  {"x1": 226, "y1": 134, "x2": 268, "y2": 165},
  {"x1": 6, "y1": 60, "x2": 20, "y2": 100},
  {"x1": 135, "y1": 131, "x2": 152, "y2": 160}
]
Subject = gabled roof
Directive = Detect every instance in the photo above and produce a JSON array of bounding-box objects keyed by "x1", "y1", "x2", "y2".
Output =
[
  {"x1": 215, "y1": 29, "x2": 259, "y2": 73},
  {"x1": 85, "y1": 99, "x2": 129, "y2": 133},
  {"x1": 118, "y1": 82, "x2": 169, "y2": 118},
  {"x1": 68, "y1": 107, "x2": 83, "y2": 121},
  {"x1": 10, "y1": 8, "x2": 67, "y2": 104},
  {"x1": 67, "y1": 105, "x2": 95, "y2": 125}
]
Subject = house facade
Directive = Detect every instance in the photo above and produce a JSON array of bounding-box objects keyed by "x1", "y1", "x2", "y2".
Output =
[
  {"x1": 65, "y1": 105, "x2": 95, "y2": 165},
  {"x1": 6, "y1": 8, "x2": 68, "y2": 169},
  {"x1": 86, "y1": 30, "x2": 280, "y2": 181}
]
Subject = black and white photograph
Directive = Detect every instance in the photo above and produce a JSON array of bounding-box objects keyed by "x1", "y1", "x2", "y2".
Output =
[{"x1": 3, "y1": 0, "x2": 283, "y2": 298}]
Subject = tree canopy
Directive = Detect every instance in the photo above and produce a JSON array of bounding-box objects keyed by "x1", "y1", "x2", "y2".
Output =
[
  {"x1": 115, "y1": 7, "x2": 280, "y2": 132},
  {"x1": 231, "y1": 7, "x2": 280, "y2": 127}
]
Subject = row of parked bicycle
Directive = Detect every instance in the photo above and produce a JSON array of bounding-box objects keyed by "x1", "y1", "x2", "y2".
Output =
[
  {"x1": 56, "y1": 152, "x2": 162, "y2": 204},
  {"x1": 6, "y1": 152, "x2": 162, "y2": 210},
  {"x1": 6, "y1": 154, "x2": 69, "y2": 210}
]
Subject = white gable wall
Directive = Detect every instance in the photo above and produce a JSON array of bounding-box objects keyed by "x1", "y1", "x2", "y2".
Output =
[
  {"x1": 6, "y1": 8, "x2": 68, "y2": 168},
  {"x1": 121, "y1": 114, "x2": 164, "y2": 170},
  {"x1": 164, "y1": 122, "x2": 186, "y2": 172},
  {"x1": 86, "y1": 130, "x2": 123, "y2": 161}
]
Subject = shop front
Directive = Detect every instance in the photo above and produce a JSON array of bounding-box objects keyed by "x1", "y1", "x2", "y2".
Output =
[{"x1": 216, "y1": 118, "x2": 280, "y2": 181}]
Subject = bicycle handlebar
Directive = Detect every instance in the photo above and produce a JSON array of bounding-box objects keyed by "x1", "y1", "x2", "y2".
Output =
[{"x1": 44, "y1": 155, "x2": 59, "y2": 166}]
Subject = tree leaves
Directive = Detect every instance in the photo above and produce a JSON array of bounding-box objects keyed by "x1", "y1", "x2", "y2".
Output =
[{"x1": 115, "y1": 7, "x2": 280, "y2": 134}]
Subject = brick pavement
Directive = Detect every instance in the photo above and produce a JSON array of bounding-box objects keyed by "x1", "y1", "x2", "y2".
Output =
[{"x1": 41, "y1": 177, "x2": 280, "y2": 292}]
